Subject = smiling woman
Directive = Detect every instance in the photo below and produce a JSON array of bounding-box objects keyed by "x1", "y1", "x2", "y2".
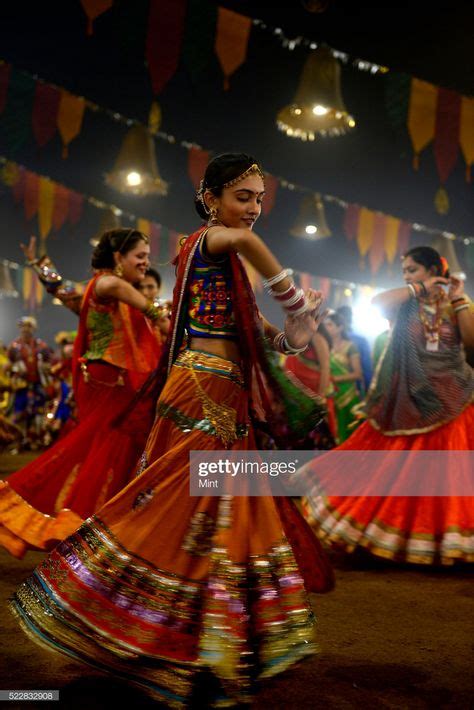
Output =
[{"x1": 0, "y1": 228, "x2": 164, "y2": 559}]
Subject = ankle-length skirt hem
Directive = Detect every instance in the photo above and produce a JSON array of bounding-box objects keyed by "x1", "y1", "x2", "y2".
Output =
[{"x1": 302, "y1": 405, "x2": 474, "y2": 565}]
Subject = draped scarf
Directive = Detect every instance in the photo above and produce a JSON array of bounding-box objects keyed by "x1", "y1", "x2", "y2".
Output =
[{"x1": 365, "y1": 297, "x2": 474, "y2": 435}]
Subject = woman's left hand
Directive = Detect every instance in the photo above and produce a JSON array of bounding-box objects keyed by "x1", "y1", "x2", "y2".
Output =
[
  {"x1": 448, "y1": 275, "x2": 465, "y2": 301},
  {"x1": 284, "y1": 289, "x2": 326, "y2": 349}
]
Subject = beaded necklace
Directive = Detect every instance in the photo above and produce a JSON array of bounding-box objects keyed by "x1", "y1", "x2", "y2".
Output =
[{"x1": 418, "y1": 291, "x2": 446, "y2": 351}]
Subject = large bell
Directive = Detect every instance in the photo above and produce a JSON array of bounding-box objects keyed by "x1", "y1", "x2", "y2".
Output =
[
  {"x1": 106, "y1": 125, "x2": 168, "y2": 196},
  {"x1": 89, "y1": 208, "x2": 121, "y2": 247},
  {"x1": 277, "y1": 47, "x2": 355, "y2": 141},
  {"x1": 290, "y1": 193, "x2": 332, "y2": 239}
]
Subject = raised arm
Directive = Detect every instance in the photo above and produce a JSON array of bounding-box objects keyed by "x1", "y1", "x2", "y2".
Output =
[
  {"x1": 372, "y1": 275, "x2": 449, "y2": 318},
  {"x1": 21, "y1": 237, "x2": 83, "y2": 315}
]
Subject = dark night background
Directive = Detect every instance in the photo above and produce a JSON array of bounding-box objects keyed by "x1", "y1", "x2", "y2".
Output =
[{"x1": 0, "y1": 0, "x2": 473, "y2": 344}]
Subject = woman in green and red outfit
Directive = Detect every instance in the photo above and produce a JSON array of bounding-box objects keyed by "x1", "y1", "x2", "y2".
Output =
[{"x1": 0, "y1": 229, "x2": 163, "y2": 558}]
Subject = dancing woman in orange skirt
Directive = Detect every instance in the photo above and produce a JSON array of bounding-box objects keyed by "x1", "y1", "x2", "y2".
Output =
[
  {"x1": 11, "y1": 153, "x2": 334, "y2": 707},
  {"x1": 302, "y1": 246, "x2": 474, "y2": 565},
  {"x1": 0, "y1": 229, "x2": 163, "y2": 558}
]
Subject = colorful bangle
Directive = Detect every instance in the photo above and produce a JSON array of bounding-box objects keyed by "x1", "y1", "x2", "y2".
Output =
[
  {"x1": 269, "y1": 283, "x2": 297, "y2": 301},
  {"x1": 407, "y1": 283, "x2": 417, "y2": 298},
  {"x1": 28, "y1": 256, "x2": 63, "y2": 293},
  {"x1": 451, "y1": 297, "x2": 467, "y2": 305},
  {"x1": 143, "y1": 302, "x2": 162, "y2": 322},
  {"x1": 454, "y1": 304, "x2": 470, "y2": 314}
]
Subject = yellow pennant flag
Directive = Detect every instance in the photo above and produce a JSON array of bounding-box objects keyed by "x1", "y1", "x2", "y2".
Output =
[
  {"x1": 137, "y1": 218, "x2": 151, "y2": 239},
  {"x1": 215, "y1": 7, "x2": 252, "y2": 90},
  {"x1": 57, "y1": 91, "x2": 86, "y2": 158},
  {"x1": 38, "y1": 176, "x2": 55, "y2": 243},
  {"x1": 357, "y1": 207, "x2": 375, "y2": 258},
  {"x1": 460, "y1": 96, "x2": 474, "y2": 182},
  {"x1": 407, "y1": 78, "x2": 437, "y2": 170},
  {"x1": 383, "y1": 215, "x2": 400, "y2": 264}
]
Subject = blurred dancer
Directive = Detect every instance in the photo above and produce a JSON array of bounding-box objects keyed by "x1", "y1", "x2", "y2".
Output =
[
  {"x1": 7, "y1": 316, "x2": 53, "y2": 450},
  {"x1": 0, "y1": 229, "x2": 163, "y2": 558},
  {"x1": 302, "y1": 246, "x2": 474, "y2": 564}
]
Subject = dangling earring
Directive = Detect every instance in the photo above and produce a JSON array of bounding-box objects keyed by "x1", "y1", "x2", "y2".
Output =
[
  {"x1": 113, "y1": 263, "x2": 124, "y2": 277},
  {"x1": 208, "y1": 206, "x2": 219, "y2": 225}
]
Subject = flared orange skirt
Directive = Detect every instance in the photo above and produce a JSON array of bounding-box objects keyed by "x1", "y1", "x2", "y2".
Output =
[{"x1": 12, "y1": 350, "x2": 333, "y2": 706}]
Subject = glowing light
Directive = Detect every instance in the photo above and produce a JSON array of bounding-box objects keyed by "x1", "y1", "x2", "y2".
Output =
[
  {"x1": 126, "y1": 171, "x2": 142, "y2": 186},
  {"x1": 305, "y1": 225, "x2": 318, "y2": 235},
  {"x1": 293, "y1": 107, "x2": 302, "y2": 115},
  {"x1": 312, "y1": 104, "x2": 329, "y2": 116},
  {"x1": 352, "y1": 296, "x2": 389, "y2": 341},
  {"x1": 348, "y1": 118, "x2": 356, "y2": 128},
  {"x1": 344, "y1": 288, "x2": 352, "y2": 297},
  {"x1": 46, "y1": 413, "x2": 54, "y2": 419}
]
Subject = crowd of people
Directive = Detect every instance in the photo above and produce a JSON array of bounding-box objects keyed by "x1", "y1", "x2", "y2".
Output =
[{"x1": 0, "y1": 152, "x2": 472, "y2": 706}]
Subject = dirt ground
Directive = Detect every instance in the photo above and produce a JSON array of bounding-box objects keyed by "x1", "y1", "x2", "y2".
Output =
[{"x1": 0, "y1": 454, "x2": 473, "y2": 709}]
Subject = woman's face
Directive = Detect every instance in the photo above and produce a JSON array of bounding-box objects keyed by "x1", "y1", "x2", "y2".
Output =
[
  {"x1": 324, "y1": 318, "x2": 341, "y2": 338},
  {"x1": 115, "y1": 239, "x2": 150, "y2": 283},
  {"x1": 402, "y1": 255, "x2": 433, "y2": 284},
  {"x1": 137, "y1": 275, "x2": 160, "y2": 301},
  {"x1": 206, "y1": 174, "x2": 265, "y2": 230}
]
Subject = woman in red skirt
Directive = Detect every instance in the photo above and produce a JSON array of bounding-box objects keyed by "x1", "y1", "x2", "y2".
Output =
[
  {"x1": 302, "y1": 246, "x2": 474, "y2": 565},
  {"x1": 0, "y1": 228, "x2": 163, "y2": 557}
]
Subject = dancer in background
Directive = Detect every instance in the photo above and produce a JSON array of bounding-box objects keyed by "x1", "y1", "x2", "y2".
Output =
[
  {"x1": 284, "y1": 321, "x2": 337, "y2": 446},
  {"x1": 336, "y1": 305, "x2": 372, "y2": 395},
  {"x1": 12, "y1": 153, "x2": 333, "y2": 707},
  {"x1": 0, "y1": 229, "x2": 163, "y2": 558},
  {"x1": 137, "y1": 266, "x2": 171, "y2": 341},
  {"x1": 302, "y1": 246, "x2": 474, "y2": 565},
  {"x1": 325, "y1": 312, "x2": 362, "y2": 443},
  {"x1": 7, "y1": 316, "x2": 53, "y2": 450}
]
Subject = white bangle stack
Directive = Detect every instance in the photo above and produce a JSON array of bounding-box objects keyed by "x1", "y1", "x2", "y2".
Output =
[{"x1": 273, "y1": 331, "x2": 308, "y2": 355}]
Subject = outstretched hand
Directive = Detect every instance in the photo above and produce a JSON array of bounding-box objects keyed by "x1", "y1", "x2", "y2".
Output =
[
  {"x1": 284, "y1": 289, "x2": 326, "y2": 350},
  {"x1": 20, "y1": 235, "x2": 37, "y2": 262}
]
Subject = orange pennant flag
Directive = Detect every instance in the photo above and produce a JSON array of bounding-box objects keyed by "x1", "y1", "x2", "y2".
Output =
[
  {"x1": 407, "y1": 78, "x2": 437, "y2": 170},
  {"x1": 24, "y1": 171, "x2": 39, "y2": 221},
  {"x1": 137, "y1": 218, "x2": 151, "y2": 239},
  {"x1": 38, "y1": 176, "x2": 55, "y2": 243},
  {"x1": 80, "y1": 0, "x2": 113, "y2": 35},
  {"x1": 356, "y1": 207, "x2": 375, "y2": 258},
  {"x1": 215, "y1": 7, "x2": 252, "y2": 90},
  {"x1": 383, "y1": 215, "x2": 400, "y2": 264},
  {"x1": 57, "y1": 91, "x2": 86, "y2": 158},
  {"x1": 460, "y1": 96, "x2": 474, "y2": 182}
]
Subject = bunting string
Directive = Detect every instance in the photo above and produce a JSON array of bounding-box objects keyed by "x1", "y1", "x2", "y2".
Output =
[{"x1": 0, "y1": 61, "x2": 473, "y2": 247}]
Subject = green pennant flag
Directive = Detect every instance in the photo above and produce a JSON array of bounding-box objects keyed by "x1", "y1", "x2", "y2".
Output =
[
  {"x1": 0, "y1": 69, "x2": 36, "y2": 153},
  {"x1": 181, "y1": 0, "x2": 218, "y2": 86},
  {"x1": 384, "y1": 72, "x2": 411, "y2": 138}
]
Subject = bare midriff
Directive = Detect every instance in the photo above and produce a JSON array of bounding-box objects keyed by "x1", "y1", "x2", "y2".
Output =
[{"x1": 189, "y1": 337, "x2": 241, "y2": 363}]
